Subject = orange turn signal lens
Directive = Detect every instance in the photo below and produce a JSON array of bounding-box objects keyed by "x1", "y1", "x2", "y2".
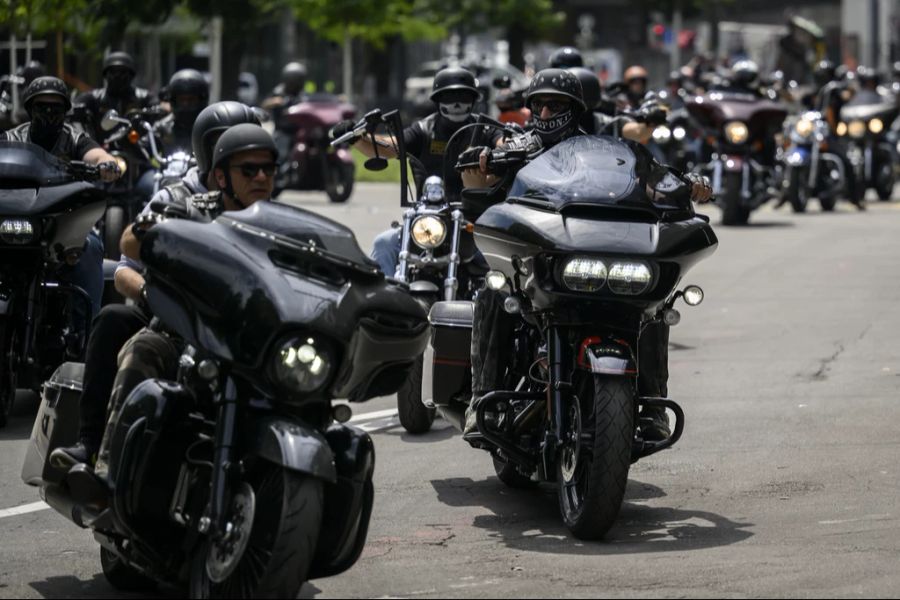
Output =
[{"x1": 128, "y1": 130, "x2": 140, "y2": 144}]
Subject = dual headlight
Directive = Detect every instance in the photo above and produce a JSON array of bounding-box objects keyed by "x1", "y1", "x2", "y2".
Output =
[
  {"x1": 268, "y1": 334, "x2": 334, "y2": 395},
  {"x1": 652, "y1": 126, "x2": 687, "y2": 144},
  {"x1": 0, "y1": 219, "x2": 35, "y2": 244},
  {"x1": 411, "y1": 215, "x2": 446, "y2": 249},
  {"x1": 724, "y1": 121, "x2": 749, "y2": 145},
  {"x1": 840, "y1": 120, "x2": 882, "y2": 138},
  {"x1": 561, "y1": 257, "x2": 653, "y2": 296}
]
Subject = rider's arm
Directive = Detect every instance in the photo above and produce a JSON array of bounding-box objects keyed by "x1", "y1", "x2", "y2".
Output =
[
  {"x1": 114, "y1": 265, "x2": 145, "y2": 301},
  {"x1": 622, "y1": 122, "x2": 651, "y2": 143},
  {"x1": 350, "y1": 134, "x2": 399, "y2": 159},
  {"x1": 352, "y1": 120, "x2": 425, "y2": 160}
]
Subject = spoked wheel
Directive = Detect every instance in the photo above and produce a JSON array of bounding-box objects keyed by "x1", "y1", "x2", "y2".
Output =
[
  {"x1": 324, "y1": 161, "x2": 355, "y2": 203},
  {"x1": 189, "y1": 461, "x2": 323, "y2": 599},
  {"x1": 397, "y1": 355, "x2": 436, "y2": 434},
  {"x1": 557, "y1": 375, "x2": 634, "y2": 540}
]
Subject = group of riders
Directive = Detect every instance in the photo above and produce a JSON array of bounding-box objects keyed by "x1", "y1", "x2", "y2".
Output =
[{"x1": 1, "y1": 45, "x2": 897, "y2": 473}]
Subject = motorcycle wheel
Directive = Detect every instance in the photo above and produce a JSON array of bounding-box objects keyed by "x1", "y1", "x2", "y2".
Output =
[
  {"x1": 557, "y1": 375, "x2": 633, "y2": 540},
  {"x1": 100, "y1": 547, "x2": 157, "y2": 592},
  {"x1": 846, "y1": 167, "x2": 867, "y2": 208},
  {"x1": 189, "y1": 462, "x2": 323, "y2": 599},
  {"x1": 818, "y1": 193, "x2": 838, "y2": 212},
  {"x1": 324, "y1": 161, "x2": 355, "y2": 204},
  {"x1": 397, "y1": 354, "x2": 436, "y2": 434},
  {"x1": 493, "y1": 456, "x2": 538, "y2": 489},
  {"x1": 721, "y1": 172, "x2": 750, "y2": 226},
  {"x1": 875, "y1": 157, "x2": 895, "y2": 201},
  {"x1": 103, "y1": 206, "x2": 126, "y2": 261},
  {"x1": 785, "y1": 167, "x2": 809, "y2": 213}
]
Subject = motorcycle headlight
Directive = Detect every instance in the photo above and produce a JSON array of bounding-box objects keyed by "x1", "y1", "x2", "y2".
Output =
[
  {"x1": 0, "y1": 219, "x2": 35, "y2": 244},
  {"x1": 848, "y1": 120, "x2": 866, "y2": 138},
  {"x1": 724, "y1": 121, "x2": 749, "y2": 145},
  {"x1": 268, "y1": 334, "x2": 334, "y2": 395},
  {"x1": 652, "y1": 126, "x2": 672, "y2": 143},
  {"x1": 607, "y1": 262, "x2": 653, "y2": 295},
  {"x1": 836, "y1": 122, "x2": 848, "y2": 136},
  {"x1": 795, "y1": 118, "x2": 815, "y2": 138},
  {"x1": 673, "y1": 126, "x2": 687, "y2": 140},
  {"x1": 869, "y1": 119, "x2": 884, "y2": 134},
  {"x1": 411, "y1": 215, "x2": 446, "y2": 249},
  {"x1": 562, "y1": 257, "x2": 607, "y2": 292}
]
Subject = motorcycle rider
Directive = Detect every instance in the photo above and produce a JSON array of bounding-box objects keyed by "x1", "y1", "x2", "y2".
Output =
[
  {"x1": 160, "y1": 68, "x2": 210, "y2": 152},
  {"x1": 568, "y1": 67, "x2": 653, "y2": 143},
  {"x1": 722, "y1": 60, "x2": 764, "y2": 97},
  {"x1": 52, "y1": 103, "x2": 262, "y2": 468},
  {"x1": 549, "y1": 46, "x2": 584, "y2": 69},
  {"x1": 618, "y1": 65, "x2": 650, "y2": 110},
  {"x1": 2, "y1": 76, "x2": 122, "y2": 345},
  {"x1": 77, "y1": 51, "x2": 156, "y2": 139},
  {"x1": 459, "y1": 68, "x2": 712, "y2": 442},
  {"x1": 262, "y1": 61, "x2": 307, "y2": 125},
  {"x1": 332, "y1": 66, "x2": 502, "y2": 276}
]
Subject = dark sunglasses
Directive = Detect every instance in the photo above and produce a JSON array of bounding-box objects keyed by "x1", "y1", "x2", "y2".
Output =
[
  {"x1": 32, "y1": 102, "x2": 66, "y2": 115},
  {"x1": 530, "y1": 98, "x2": 571, "y2": 114},
  {"x1": 231, "y1": 162, "x2": 277, "y2": 178}
]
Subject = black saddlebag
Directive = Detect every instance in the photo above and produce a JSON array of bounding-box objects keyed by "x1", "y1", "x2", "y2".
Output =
[
  {"x1": 21, "y1": 362, "x2": 84, "y2": 486},
  {"x1": 422, "y1": 301, "x2": 474, "y2": 418}
]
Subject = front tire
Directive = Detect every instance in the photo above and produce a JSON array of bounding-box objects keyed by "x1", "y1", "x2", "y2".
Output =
[
  {"x1": 103, "y1": 206, "x2": 126, "y2": 261},
  {"x1": 557, "y1": 375, "x2": 633, "y2": 540},
  {"x1": 189, "y1": 463, "x2": 323, "y2": 599},
  {"x1": 785, "y1": 167, "x2": 809, "y2": 213},
  {"x1": 721, "y1": 172, "x2": 750, "y2": 225},
  {"x1": 875, "y1": 152, "x2": 895, "y2": 201},
  {"x1": 397, "y1": 355, "x2": 436, "y2": 434},
  {"x1": 324, "y1": 160, "x2": 354, "y2": 204}
]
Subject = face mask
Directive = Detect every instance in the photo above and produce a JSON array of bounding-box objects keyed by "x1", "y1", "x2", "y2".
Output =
[
  {"x1": 439, "y1": 101, "x2": 473, "y2": 123},
  {"x1": 29, "y1": 103, "x2": 66, "y2": 151},
  {"x1": 532, "y1": 110, "x2": 576, "y2": 145},
  {"x1": 105, "y1": 70, "x2": 134, "y2": 96}
]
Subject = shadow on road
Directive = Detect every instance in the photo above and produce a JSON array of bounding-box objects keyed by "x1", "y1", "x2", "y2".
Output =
[
  {"x1": 383, "y1": 423, "x2": 458, "y2": 444},
  {"x1": 430, "y1": 476, "x2": 753, "y2": 555},
  {"x1": 724, "y1": 220, "x2": 795, "y2": 229},
  {"x1": 28, "y1": 573, "x2": 162, "y2": 599}
]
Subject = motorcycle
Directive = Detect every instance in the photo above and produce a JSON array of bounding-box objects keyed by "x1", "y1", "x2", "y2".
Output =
[
  {"x1": 837, "y1": 96, "x2": 898, "y2": 203},
  {"x1": 21, "y1": 200, "x2": 429, "y2": 597},
  {"x1": 0, "y1": 142, "x2": 105, "y2": 427},
  {"x1": 272, "y1": 93, "x2": 357, "y2": 203},
  {"x1": 686, "y1": 90, "x2": 788, "y2": 225},
  {"x1": 779, "y1": 110, "x2": 845, "y2": 212},
  {"x1": 650, "y1": 106, "x2": 696, "y2": 172},
  {"x1": 422, "y1": 134, "x2": 717, "y2": 539}
]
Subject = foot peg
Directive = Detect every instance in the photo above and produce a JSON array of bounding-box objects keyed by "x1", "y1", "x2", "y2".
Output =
[{"x1": 66, "y1": 464, "x2": 109, "y2": 513}]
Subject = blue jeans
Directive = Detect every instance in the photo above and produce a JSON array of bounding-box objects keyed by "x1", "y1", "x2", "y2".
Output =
[
  {"x1": 59, "y1": 230, "x2": 104, "y2": 332},
  {"x1": 371, "y1": 227, "x2": 402, "y2": 277}
]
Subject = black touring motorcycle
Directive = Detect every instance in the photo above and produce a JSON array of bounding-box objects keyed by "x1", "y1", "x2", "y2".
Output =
[
  {"x1": 0, "y1": 142, "x2": 105, "y2": 427},
  {"x1": 423, "y1": 135, "x2": 717, "y2": 539},
  {"x1": 22, "y1": 200, "x2": 429, "y2": 597}
]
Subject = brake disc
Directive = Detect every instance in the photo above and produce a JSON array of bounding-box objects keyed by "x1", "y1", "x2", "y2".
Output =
[{"x1": 205, "y1": 482, "x2": 256, "y2": 583}]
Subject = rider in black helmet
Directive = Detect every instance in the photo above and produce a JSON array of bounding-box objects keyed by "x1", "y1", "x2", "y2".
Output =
[
  {"x1": 210, "y1": 123, "x2": 278, "y2": 209},
  {"x1": 549, "y1": 46, "x2": 584, "y2": 69},
  {"x1": 567, "y1": 67, "x2": 654, "y2": 142},
  {"x1": 162, "y1": 68, "x2": 210, "y2": 151},
  {"x1": 76, "y1": 51, "x2": 156, "y2": 138},
  {"x1": 333, "y1": 66, "x2": 502, "y2": 276},
  {"x1": 262, "y1": 61, "x2": 308, "y2": 124},
  {"x1": 54, "y1": 104, "x2": 262, "y2": 469}
]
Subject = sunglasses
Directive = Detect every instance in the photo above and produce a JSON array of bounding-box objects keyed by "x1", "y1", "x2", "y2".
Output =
[
  {"x1": 530, "y1": 98, "x2": 571, "y2": 114},
  {"x1": 231, "y1": 162, "x2": 277, "y2": 178}
]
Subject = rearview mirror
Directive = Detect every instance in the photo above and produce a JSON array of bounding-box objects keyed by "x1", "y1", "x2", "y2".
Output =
[
  {"x1": 101, "y1": 110, "x2": 121, "y2": 132},
  {"x1": 365, "y1": 157, "x2": 388, "y2": 171},
  {"x1": 493, "y1": 75, "x2": 512, "y2": 90}
]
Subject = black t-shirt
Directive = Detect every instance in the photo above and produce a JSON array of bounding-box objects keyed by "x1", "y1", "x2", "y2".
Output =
[
  {"x1": 2, "y1": 122, "x2": 99, "y2": 160},
  {"x1": 402, "y1": 112, "x2": 503, "y2": 200}
]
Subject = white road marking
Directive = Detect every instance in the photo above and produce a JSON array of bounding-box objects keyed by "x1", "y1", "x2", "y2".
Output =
[
  {"x1": 348, "y1": 407, "x2": 399, "y2": 423},
  {"x1": 0, "y1": 501, "x2": 49, "y2": 520}
]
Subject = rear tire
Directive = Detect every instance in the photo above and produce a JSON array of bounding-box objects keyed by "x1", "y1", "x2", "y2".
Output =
[
  {"x1": 557, "y1": 375, "x2": 633, "y2": 540},
  {"x1": 721, "y1": 172, "x2": 750, "y2": 225},
  {"x1": 189, "y1": 463, "x2": 323, "y2": 599},
  {"x1": 100, "y1": 547, "x2": 157, "y2": 592},
  {"x1": 397, "y1": 355, "x2": 435, "y2": 434}
]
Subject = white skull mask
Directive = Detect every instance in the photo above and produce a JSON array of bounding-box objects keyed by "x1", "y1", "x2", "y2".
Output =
[{"x1": 439, "y1": 102, "x2": 473, "y2": 122}]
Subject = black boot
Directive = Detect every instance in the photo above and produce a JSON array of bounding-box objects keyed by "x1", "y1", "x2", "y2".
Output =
[
  {"x1": 50, "y1": 439, "x2": 99, "y2": 470},
  {"x1": 639, "y1": 406, "x2": 671, "y2": 443}
]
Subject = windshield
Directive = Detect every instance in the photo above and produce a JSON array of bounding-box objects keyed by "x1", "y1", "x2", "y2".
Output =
[
  {"x1": 508, "y1": 136, "x2": 640, "y2": 209},
  {"x1": 0, "y1": 141, "x2": 71, "y2": 186}
]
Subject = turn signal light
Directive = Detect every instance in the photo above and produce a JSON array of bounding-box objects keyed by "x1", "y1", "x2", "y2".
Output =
[{"x1": 128, "y1": 129, "x2": 140, "y2": 144}]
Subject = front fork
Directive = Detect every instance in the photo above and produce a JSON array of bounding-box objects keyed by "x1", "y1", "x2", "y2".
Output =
[{"x1": 204, "y1": 377, "x2": 239, "y2": 537}]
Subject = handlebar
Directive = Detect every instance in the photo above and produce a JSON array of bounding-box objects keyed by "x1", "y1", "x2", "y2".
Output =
[
  {"x1": 65, "y1": 161, "x2": 102, "y2": 182},
  {"x1": 330, "y1": 108, "x2": 386, "y2": 147}
]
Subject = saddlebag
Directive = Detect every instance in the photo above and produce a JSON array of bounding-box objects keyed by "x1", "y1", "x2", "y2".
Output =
[
  {"x1": 422, "y1": 301, "x2": 473, "y2": 428},
  {"x1": 21, "y1": 362, "x2": 84, "y2": 486}
]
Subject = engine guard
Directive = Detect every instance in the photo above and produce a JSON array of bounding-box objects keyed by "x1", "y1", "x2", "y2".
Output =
[{"x1": 633, "y1": 397, "x2": 685, "y2": 462}]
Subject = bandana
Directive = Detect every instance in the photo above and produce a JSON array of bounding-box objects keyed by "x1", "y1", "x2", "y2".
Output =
[
  {"x1": 532, "y1": 110, "x2": 576, "y2": 145},
  {"x1": 439, "y1": 102, "x2": 473, "y2": 123}
]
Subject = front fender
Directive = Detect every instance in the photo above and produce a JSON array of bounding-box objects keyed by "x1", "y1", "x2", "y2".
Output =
[
  {"x1": 577, "y1": 336, "x2": 637, "y2": 376},
  {"x1": 244, "y1": 416, "x2": 337, "y2": 484}
]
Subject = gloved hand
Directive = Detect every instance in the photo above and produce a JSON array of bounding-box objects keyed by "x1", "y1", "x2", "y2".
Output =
[
  {"x1": 684, "y1": 172, "x2": 713, "y2": 204},
  {"x1": 330, "y1": 119, "x2": 358, "y2": 143}
]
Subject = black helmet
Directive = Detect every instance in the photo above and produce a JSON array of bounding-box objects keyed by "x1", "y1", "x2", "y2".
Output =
[
  {"x1": 525, "y1": 68, "x2": 586, "y2": 111},
  {"x1": 212, "y1": 123, "x2": 278, "y2": 172},
  {"x1": 169, "y1": 69, "x2": 209, "y2": 100},
  {"x1": 566, "y1": 67, "x2": 601, "y2": 110},
  {"x1": 22, "y1": 76, "x2": 71, "y2": 113},
  {"x1": 281, "y1": 62, "x2": 307, "y2": 94},
  {"x1": 813, "y1": 60, "x2": 836, "y2": 86},
  {"x1": 103, "y1": 51, "x2": 136, "y2": 76},
  {"x1": 856, "y1": 65, "x2": 880, "y2": 86},
  {"x1": 549, "y1": 47, "x2": 584, "y2": 69},
  {"x1": 730, "y1": 59, "x2": 759, "y2": 87},
  {"x1": 21, "y1": 60, "x2": 45, "y2": 86},
  {"x1": 192, "y1": 101, "x2": 261, "y2": 177},
  {"x1": 429, "y1": 67, "x2": 479, "y2": 102}
]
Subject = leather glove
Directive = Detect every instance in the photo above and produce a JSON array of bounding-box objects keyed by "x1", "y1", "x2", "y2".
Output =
[{"x1": 330, "y1": 119, "x2": 358, "y2": 143}]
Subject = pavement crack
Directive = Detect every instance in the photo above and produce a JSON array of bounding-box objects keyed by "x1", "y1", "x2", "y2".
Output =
[{"x1": 809, "y1": 323, "x2": 872, "y2": 381}]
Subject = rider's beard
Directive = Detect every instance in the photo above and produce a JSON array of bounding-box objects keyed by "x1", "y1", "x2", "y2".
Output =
[{"x1": 439, "y1": 102, "x2": 473, "y2": 123}]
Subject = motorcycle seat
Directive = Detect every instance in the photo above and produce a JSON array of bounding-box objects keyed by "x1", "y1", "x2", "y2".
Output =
[{"x1": 428, "y1": 300, "x2": 474, "y2": 329}]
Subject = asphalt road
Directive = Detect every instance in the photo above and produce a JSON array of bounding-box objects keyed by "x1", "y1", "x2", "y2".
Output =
[{"x1": 1, "y1": 184, "x2": 899, "y2": 598}]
